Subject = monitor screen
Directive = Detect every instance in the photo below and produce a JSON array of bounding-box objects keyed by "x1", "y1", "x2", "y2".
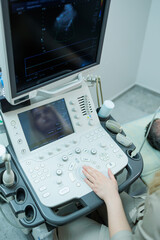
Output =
[
  {"x1": 1, "y1": 0, "x2": 110, "y2": 100},
  {"x1": 18, "y1": 98, "x2": 74, "y2": 151}
]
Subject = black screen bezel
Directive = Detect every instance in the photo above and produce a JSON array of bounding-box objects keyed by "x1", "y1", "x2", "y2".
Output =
[{"x1": 1, "y1": 0, "x2": 111, "y2": 99}]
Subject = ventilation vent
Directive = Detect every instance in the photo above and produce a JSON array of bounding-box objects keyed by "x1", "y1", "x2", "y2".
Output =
[{"x1": 78, "y1": 95, "x2": 93, "y2": 116}]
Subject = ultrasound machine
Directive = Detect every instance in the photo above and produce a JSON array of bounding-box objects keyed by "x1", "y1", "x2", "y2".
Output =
[{"x1": 0, "y1": 1, "x2": 143, "y2": 239}]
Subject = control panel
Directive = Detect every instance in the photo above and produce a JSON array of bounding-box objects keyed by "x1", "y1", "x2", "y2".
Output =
[{"x1": 1, "y1": 82, "x2": 128, "y2": 207}]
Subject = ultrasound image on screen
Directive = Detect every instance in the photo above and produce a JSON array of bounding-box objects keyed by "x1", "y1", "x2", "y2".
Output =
[
  {"x1": 9, "y1": 0, "x2": 106, "y2": 93},
  {"x1": 18, "y1": 99, "x2": 74, "y2": 151}
]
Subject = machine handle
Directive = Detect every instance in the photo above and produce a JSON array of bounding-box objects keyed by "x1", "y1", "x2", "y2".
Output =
[
  {"x1": 118, "y1": 151, "x2": 143, "y2": 193},
  {"x1": 41, "y1": 192, "x2": 103, "y2": 227}
]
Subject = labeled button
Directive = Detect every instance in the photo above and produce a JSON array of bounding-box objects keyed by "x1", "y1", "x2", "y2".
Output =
[
  {"x1": 76, "y1": 182, "x2": 81, "y2": 187},
  {"x1": 100, "y1": 142, "x2": 106, "y2": 148},
  {"x1": 69, "y1": 172, "x2": 76, "y2": 182},
  {"x1": 59, "y1": 187, "x2": 70, "y2": 195},
  {"x1": 40, "y1": 176, "x2": 46, "y2": 180},
  {"x1": 83, "y1": 148, "x2": 88, "y2": 153},
  {"x1": 35, "y1": 166, "x2": 40, "y2": 171},
  {"x1": 68, "y1": 162, "x2": 75, "y2": 171},
  {"x1": 21, "y1": 149, "x2": 26, "y2": 154},
  {"x1": 113, "y1": 148, "x2": 119, "y2": 153},
  {"x1": 81, "y1": 157, "x2": 90, "y2": 162},
  {"x1": 43, "y1": 192, "x2": 50, "y2": 198},
  {"x1": 26, "y1": 160, "x2": 31, "y2": 165},
  {"x1": 56, "y1": 177, "x2": 62, "y2": 185},
  {"x1": 11, "y1": 120, "x2": 16, "y2": 126},
  {"x1": 43, "y1": 169, "x2": 48, "y2": 173},
  {"x1": 34, "y1": 179, "x2": 40, "y2": 183},
  {"x1": 39, "y1": 186, "x2": 47, "y2": 192},
  {"x1": 116, "y1": 153, "x2": 123, "y2": 158},
  {"x1": 106, "y1": 162, "x2": 116, "y2": 169}
]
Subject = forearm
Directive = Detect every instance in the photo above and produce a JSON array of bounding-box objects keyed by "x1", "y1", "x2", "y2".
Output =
[{"x1": 104, "y1": 192, "x2": 131, "y2": 238}]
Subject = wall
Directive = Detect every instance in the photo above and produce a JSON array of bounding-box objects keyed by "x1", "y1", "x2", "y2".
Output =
[
  {"x1": 136, "y1": 0, "x2": 160, "y2": 94},
  {"x1": 88, "y1": 0, "x2": 152, "y2": 107}
]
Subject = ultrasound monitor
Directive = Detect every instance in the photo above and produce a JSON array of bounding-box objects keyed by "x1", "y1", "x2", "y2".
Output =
[{"x1": 0, "y1": 0, "x2": 111, "y2": 105}]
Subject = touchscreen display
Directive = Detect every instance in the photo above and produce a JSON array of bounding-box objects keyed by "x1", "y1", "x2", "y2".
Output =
[{"x1": 18, "y1": 99, "x2": 74, "y2": 151}]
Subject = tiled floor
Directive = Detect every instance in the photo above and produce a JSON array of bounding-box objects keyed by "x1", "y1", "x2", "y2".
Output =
[{"x1": 0, "y1": 85, "x2": 159, "y2": 240}]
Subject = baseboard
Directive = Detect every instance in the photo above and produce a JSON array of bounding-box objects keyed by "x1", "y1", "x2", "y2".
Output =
[
  {"x1": 111, "y1": 83, "x2": 135, "y2": 101},
  {"x1": 136, "y1": 83, "x2": 160, "y2": 95}
]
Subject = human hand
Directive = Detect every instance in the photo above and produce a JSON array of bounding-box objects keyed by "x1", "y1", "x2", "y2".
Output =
[{"x1": 82, "y1": 166, "x2": 118, "y2": 203}]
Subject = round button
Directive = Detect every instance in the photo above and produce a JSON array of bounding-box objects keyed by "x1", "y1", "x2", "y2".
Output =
[
  {"x1": 65, "y1": 143, "x2": 69, "y2": 148},
  {"x1": 72, "y1": 108, "x2": 77, "y2": 112},
  {"x1": 73, "y1": 139, "x2": 77, "y2": 144},
  {"x1": 88, "y1": 119, "x2": 94, "y2": 126},
  {"x1": 76, "y1": 182, "x2": 81, "y2": 187},
  {"x1": 17, "y1": 139, "x2": 23, "y2": 144},
  {"x1": 41, "y1": 163, "x2": 45, "y2": 168},
  {"x1": 11, "y1": 120, "x2": 16, "y2": 126},
  {"x1": 21, "y1": 149, "x2": 26, "y2": 154},
  {"x1": 56, "y1": 177, "x2": 62, "y2": 185},
  {"x1": 56, "y1": 169, "x2": 63, "y2": 176},
  {"x1": 48, "y1": 151, "x2": 53, "y2": 156},
  {"x1": 75, "y1": 147, "x2": 81, "y2": 154},
  {"x1": 39, "y1": 155, "x2": 44, "y2": 160},
  {"x1": 76, "y1": 122, "x2": 82, "y2": 126},
  {"x1": 74, "y1": 115, "x2": 80, "y2": 119},
  {"x1": 91, "y1": 148, "x2": 97, "y2": 155},
  {"x1": 56, "y1": 147, "x2": 61, "y2": 152},
  {"x1": 62, "y1": 155, "x2": 68, "y2": 161},
  {"x1": 69, "y1": 101, "x2": 75, "y2": 105}
]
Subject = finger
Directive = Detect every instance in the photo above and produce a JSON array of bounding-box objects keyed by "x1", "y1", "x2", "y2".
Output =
[
  {"x1": 108, "y1": 168, "x2": 116, "y2": 180},
  {"x1": 84, "y1": 178, "x2": 94, "y2": 189},
  {"x1": 82, "y1": 166, "x2": 97, "y2": 179},
  {"x1": 82, "y1": 169, "x2": 95, "y2": 183}
]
